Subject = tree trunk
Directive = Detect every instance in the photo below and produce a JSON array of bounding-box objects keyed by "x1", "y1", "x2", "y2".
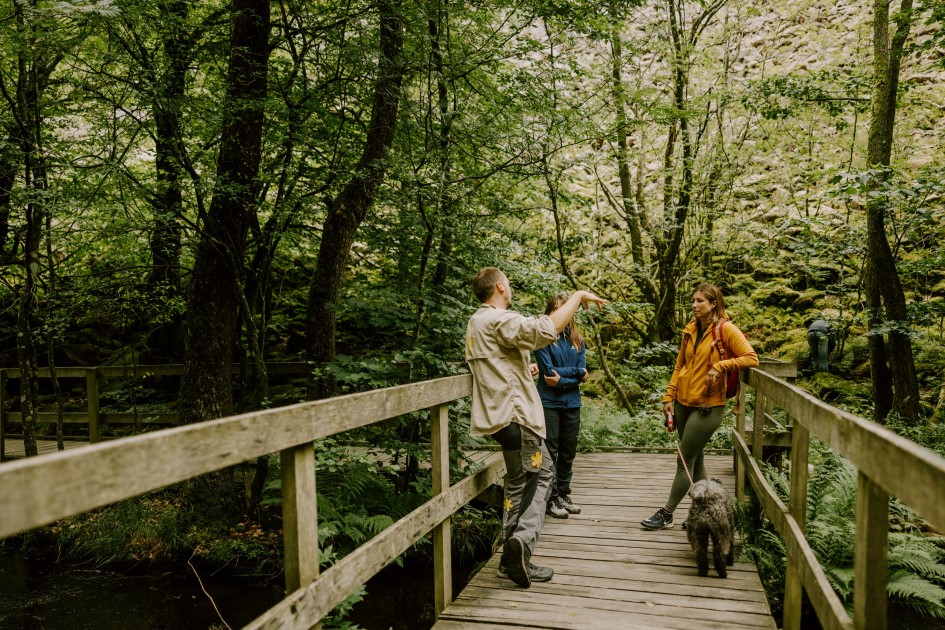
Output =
[
  {"x1": 609, "y1": 0, "x2": 644, "y2": 268},
  {"x1": 178, "y1": 0, "x2": 270, "y2": 424},
  {"x1": 654, "y1": 0, "x2": 696, "y2": 343},
  {"x1": 0, "y1": 125, "x2": 16, "y2": 256},
  {"x1": 12, "y1": 0, "x2": 58, "y2": 458},
  {"x1": 147, "y1": 0, "x2": 190, "y2": 361},
  {"x1": 305, "y1": 0, "x2": 405, "y2": 397},
  {"x1": 865, "y1": 0, "x2": 919, "y2": 423}
]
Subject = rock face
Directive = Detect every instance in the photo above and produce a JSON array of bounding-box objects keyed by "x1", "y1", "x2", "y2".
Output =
[{"x1": 515, "y1": 0, "x2": 943, "y2": 251}]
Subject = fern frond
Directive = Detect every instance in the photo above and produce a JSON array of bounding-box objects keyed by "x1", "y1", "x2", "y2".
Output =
[
  {"x1": 888, "y1": 534, "x2": 945, "y2": 580},
  {"x1": 886, "y1": 570, "x2": 945, "y2": 619},
  {"x1": 823, "y1": 566, "x2": 854, "y2": 601},
  {"x1": 362, "y1": 514, "x2": 394, "y2": 536}
]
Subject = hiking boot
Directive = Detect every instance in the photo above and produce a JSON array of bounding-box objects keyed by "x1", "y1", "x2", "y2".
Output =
[
  {"x1": 497, "y1": 561, "x2": 554, "y2": 583},
  {"x1": 505, "y1": 536, "x2": 530, "y2": 587},
  {"x1": 546, "y1": 497, "x2": 569, "y2": 519},
  {"x1": 559, "y1": 495, "x2": 581, "y2": 514},
  {"x1": 641, "y1": 507, "x2": 674, "y2": 530}
]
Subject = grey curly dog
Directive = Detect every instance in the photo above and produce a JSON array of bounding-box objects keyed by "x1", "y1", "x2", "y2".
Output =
[{"x1": 686, "y1": 478, "x2": 735, "y2": 578}]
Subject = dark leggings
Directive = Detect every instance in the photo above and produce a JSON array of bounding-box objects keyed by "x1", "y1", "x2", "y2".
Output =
[{"x1": 665, "y1": 402, "x2": 725, "y2": 513}]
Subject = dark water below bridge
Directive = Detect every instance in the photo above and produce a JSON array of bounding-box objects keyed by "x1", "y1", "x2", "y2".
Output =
[{"x1": 0, "y1": 551, "x2": 466, "y2": 630}]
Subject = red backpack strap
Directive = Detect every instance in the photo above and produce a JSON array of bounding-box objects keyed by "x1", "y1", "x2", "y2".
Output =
[{"x1": 712, "y1": 318, "x2": 729, "y2": 360}]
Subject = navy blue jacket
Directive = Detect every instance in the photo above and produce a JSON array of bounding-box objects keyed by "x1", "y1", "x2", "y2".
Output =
[{"x1": 534, "y1": 328, "x2": 586, "y2": 409}]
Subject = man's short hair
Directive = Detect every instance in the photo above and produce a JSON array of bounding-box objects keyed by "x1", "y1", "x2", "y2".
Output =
[{"x1": 473, "y1": 267, "x2": 504, "y2": 303}]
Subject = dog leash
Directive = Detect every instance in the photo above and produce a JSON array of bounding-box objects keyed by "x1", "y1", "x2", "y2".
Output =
[{"x1": 675, "y1": 439, "x2": 694, "y2": 485}]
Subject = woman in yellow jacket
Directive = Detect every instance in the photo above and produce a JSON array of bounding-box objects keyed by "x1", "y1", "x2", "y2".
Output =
[{"x1": 641, "y1": 283, "x2": 758, "y2": 530}]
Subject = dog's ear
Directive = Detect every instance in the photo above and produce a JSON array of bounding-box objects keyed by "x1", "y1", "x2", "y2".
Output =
[
  {"x1": 710, "y1": 478, "x2": 723, "y2": 485},
  {"x1": 688, "y1": 479, "x2": 707, "y2": 500}
]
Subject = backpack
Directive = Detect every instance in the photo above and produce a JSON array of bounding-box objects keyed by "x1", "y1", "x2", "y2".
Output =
[{"x1": 712, "y1": 318, "x2": 740, "y2": 399}]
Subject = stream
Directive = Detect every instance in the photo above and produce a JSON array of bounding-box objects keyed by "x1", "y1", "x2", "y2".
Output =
[{"x1": 0, "y1": 551, "x2": 467, "y2": 630}]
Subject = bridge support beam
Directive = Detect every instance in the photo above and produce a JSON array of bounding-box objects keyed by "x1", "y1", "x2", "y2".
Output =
[
  {"x1": 282, "y1": 442, "x2": 320, "y2": 613},
  {"x1": 854, "y1": 472, "x2": 888, "y2": 630},
  {"x1": 431, "y1": 403, "x2": 452, "y2": 620}
]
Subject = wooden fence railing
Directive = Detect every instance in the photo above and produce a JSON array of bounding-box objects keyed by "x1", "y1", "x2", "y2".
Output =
[
  {"x1": 734, "y1": 368, "x2": 945, "y2": 630},
  {"x1": 0, "y1": 373, "x2": 502, "y2": 628},
  {"x1": 0, "y1": 363, "x2": 309, "y2": 460}
]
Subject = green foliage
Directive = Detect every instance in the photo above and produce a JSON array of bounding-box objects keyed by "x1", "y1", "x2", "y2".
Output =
[
  {"x1": 744, "y1": 69, "x2": 871, "y2": 121},
  {"x1": 743, "y1": 446, "x2": 945, "y2": 624}
]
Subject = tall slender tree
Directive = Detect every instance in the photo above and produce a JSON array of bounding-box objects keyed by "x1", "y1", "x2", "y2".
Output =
[
  {"x1": 178, "y1": 0, "x2": 270, "y2": 423},
  {"x1": 864, "y1": 0, "x2": 920, "y2": 423},
  {"x1": 3, "y1": 0, "x2": 66, "y2": 456},
  {"x1": 305, "y1": 0, "x2": 405, "y2": 397}
]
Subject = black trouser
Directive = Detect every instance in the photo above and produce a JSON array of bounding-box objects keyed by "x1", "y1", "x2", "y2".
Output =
[{"x1": 543, "y1": 407, "x2": 581, "y2": 501}]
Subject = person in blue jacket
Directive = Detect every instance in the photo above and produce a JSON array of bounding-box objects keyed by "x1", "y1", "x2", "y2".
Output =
[{"x1": 534, "y1": 294, "x2": 588, "y2": 519}]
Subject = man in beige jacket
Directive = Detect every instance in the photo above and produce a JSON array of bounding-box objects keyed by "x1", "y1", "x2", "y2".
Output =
[{"x1": 465, "y1": 267, "x2": 606, "y2": 588}]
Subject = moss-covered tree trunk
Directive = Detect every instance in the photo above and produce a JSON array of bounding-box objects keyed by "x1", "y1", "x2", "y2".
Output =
[
  {"x1": 305, "y1": 0, "x2": 405, "y2": 398},
  {"x1": 864, "y1": 0, "x2": 920, "y2": 423}
]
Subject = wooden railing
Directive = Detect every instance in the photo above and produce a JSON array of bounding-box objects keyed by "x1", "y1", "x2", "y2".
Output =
[
  {"x1": 0, "y1": 363, "x2": 309, "y2": 460},
  {"x1": 0, "y1": 373, "x2": 502, "y2": 628},
  {"x1": 734, "y1": 368, "x2": 945, "y2": 630}
]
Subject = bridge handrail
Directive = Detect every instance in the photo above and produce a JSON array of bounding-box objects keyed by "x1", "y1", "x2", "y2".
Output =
[
  {"x1": 0, "y1": 364, "x2": 312, "y2": 457},
  {"x1": 734, "y1": 368, "x2": 945, "y2": 630},
  {"x1": 0, "y1": 373, "x2": 490, "y2": 628}
]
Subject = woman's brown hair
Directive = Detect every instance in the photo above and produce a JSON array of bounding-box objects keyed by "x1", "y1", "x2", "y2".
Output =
[
  {"x1": 692, "y1": 283, "x2": 728, "y2": 325},
  {"x1": 544, "y1": 295, "x2": 584, "y2": 351}
]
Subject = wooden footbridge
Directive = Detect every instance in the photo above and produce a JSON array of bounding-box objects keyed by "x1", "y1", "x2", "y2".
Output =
[
  {"x1": 2, "y1": 362, "x2": 944, "y2": 630},
  {"x1": 435, "y1": 452, "x2": 774, "y2": 630}
]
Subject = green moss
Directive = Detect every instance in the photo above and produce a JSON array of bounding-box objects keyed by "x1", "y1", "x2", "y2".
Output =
[
  {"x1": 750, "y1": 282, "x2": 802, "y2": 309},
  {"x1": 807, "y1": 372, "x2": 872, "y2": 403},
  {"x1": 793, "y1": 289, "x2": 826, "y2": 310}
]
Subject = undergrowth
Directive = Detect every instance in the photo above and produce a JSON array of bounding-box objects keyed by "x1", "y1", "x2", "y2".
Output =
[{"x1": 741, "y1": 446, "x2": 945, "y2": 625}]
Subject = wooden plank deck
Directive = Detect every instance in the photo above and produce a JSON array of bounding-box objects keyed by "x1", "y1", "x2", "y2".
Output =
[
  {"x1": 436, "y1": 452, "x2": 776, "y2": 630},
  {"x1": 2, "y1": 438, "x2": 91, "y2": 460}
]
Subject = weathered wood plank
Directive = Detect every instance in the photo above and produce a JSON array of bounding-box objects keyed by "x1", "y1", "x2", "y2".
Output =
[
  {"x1": 734, "y1": 432, "x2": 853, "y2": 630},
  {"x1": 87, "y1": 369, "x2": 100, "y2": 444},
  {"x1": 437, "y1": 454, "x2": 775, "y2": 630},
  {"x1": 452, "y1": 586, "x2": 775, "y2": 627},
  {"x1": 854, "y1": 472, "x2": 888, "y2": 630},
  {"x1": 0, "y1": 375, "x2": 472, "y2": 539},
  {"x1": 0, "y1": 370, "x2": 6, "y2": 462},
  {"x1": 749, "y1": 369, "x2": 945, "y2": 533},
  {"x1": 783, "y1": 420, "x2": 810, "y2": 630},
  {"x1": 281, "y1": 443, "x2": 319, "y2": 594},
  {"x1": 431, "y1": 403, "x2": 452, "y2": 620},
  {"x1": 0, "y1": 362, "x2": 311, "y2": 379},
  {"x1": 245, "y1": 453, "x2": 504, "y2": 630},
  {"x1": 473, "y1": 571, "x2": 773, "y2": 614}
]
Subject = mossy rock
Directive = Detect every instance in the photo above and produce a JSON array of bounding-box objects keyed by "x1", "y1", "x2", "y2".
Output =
[
  {"x1": 792, "y1": 289, "x2": 826, "y2": 310},
  {"x1": 807, "y1": 372, "x2": 872, "y2": 402},
  {"x1": 721, "y1": 273, "x2": 757, "y2": 297},
  {"x1": 831, "y1": 335, "x2": 870, "y2": 376},
  {"x1": 747, "y1": 258, "x2": 794, "y2": 282},
  {"x1": 930, "y1": 279, "x2": 945, "y2": 298},
  {"x1": 775, "y1": 334, "x2": 814, "y2": 367},
  {"x1": 750, "y1": 282, "x2": 802, "y2": 308}
]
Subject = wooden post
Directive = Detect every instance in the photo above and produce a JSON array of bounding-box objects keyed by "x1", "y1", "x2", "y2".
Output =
[
  {"x1": 281, "y1": 444, "x2": 319, "y2": 595},
  {"x1": 854, "y1": 472, "x2": 888, "y2": 630},
  {"x1": 782, "y1": 419, "x2": 810, "y2": 630},
  {"x1": 0, "y1": 369, "x2": 6, "y2": 462},
  {"x1": 431, "y1": 404, "x2": 452, "y2": 619},
  {"x1": 735, "y1": 375, "x2": 748, "y2": 502},
  {"x1": 86, "y1": 369, "x2": 100, "y2": 444},
  {"x1": 752, "y1": 390, "x2": 766, "y2": 464}
]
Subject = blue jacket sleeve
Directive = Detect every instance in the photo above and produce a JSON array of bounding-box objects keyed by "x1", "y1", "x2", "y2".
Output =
[
  {"x1": 555, "y1": 345, "x2": 587, "y2": 388},
  {"x1": 534, "y1": 345, "x2": 554, "y2": 378}
]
